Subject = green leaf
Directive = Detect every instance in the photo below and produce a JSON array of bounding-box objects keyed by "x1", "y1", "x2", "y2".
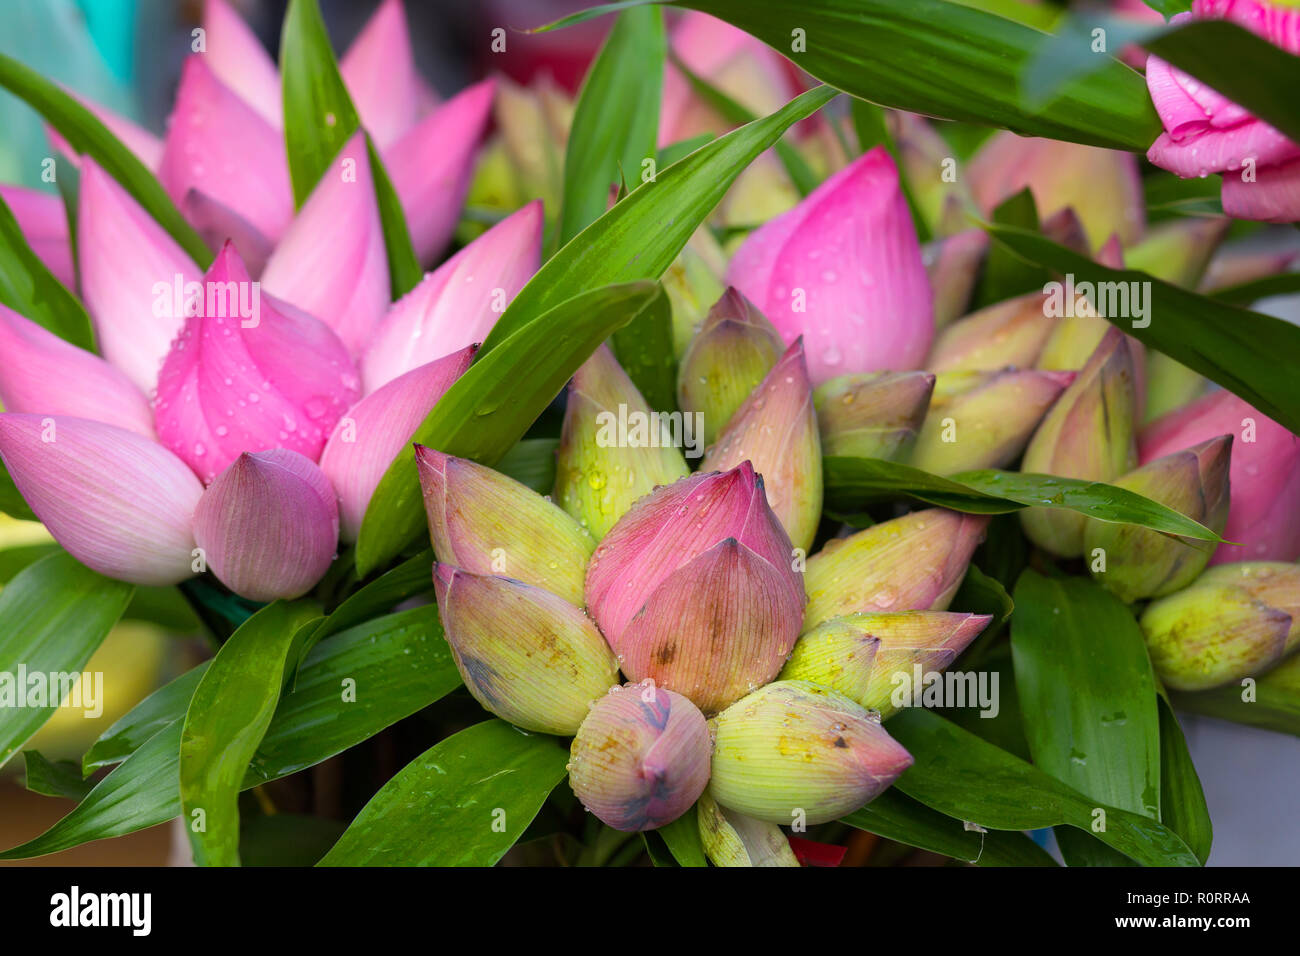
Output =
[
  {"x1": 847, "y1": 99, "x2": 930, "y2": 243},
  {"x1": 366, "y1": 133, "x2": 421, "y2": 298},
  {"x1": 842, "y1": 789, "x2": 1057, "y2": 866},
  {"x1": 1011, "y1": 571, "x2": 1161, "y2": 820},
  {"x1": 973, "y1": 188, "x2": 1044, "y2": 307},
  {"x1": 22, "y1": 751, "x2": 93, "y2": 800},
  {"x1": 610, "y1": 280, "x2": 678, "y2": 411},
  {"x1": 0, "y1": 53, "x2": 211, "y2": 265},
  {"x1": 179, "y1": 601, "x2": 322, "y2": 866},
  {"x1": 888, "y1": 709, "x2": 1202, "y2": 866},
  {"x1": 480, "y1": 85, "x2": 836, "y2": 354},
  {"x1": 1171, "y1": 652, "x2": 1300, "y2": 739},
  {"x1": 1157, "y1": 695, "x2": 1212, "y2": 864},
  {"x1": 1209, "y1": 272, "x2": 1300, "y2": 308},
  {"x1": 317, "y1": 719, "x2": 570, "y2": 866},
  {"x1": 953, "y1": 565, "x2": 1014, "y2": 628},
  {"x1": 657, "y1": 133, "x2": 713, "y2": 168},
  {"x1": 0, "y1": 552, "x2": 133, "y2": 768},
  {"x1": 560, "y1": 6, "x2": 666, "y2": 244},
  {"x1": 987, "y1": 224, "x2": 1300, "y2": 435},
  {"x1": 496, "y1": 438, "x2": 560, "y2": 494},
  {"x1": 355, "y1": 280, "x2": 663, "y2": 576},
  {"x1": 655, "y1": 812, "x2": 707, "y2": 867},
  {"x1": 0, "y1": 543, "x2": 59, "y2": 583},
  {"x1": 82, "y1": 662, "x2": 209, "y2": 775},
  {"x1": 823, "y1": 456, "x2": 1225, "y2": 542},
  {"x1": 0, "y1": 195, "x2": 95, "y2": 349},
  {"x1": 0, "y1": 462, "x2": 37, "y2": 520}
]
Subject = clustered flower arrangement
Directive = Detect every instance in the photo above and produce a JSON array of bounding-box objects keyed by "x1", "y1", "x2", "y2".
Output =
[{"x1": 0, "y1": 0, "x2": 1298, "y2": 868}]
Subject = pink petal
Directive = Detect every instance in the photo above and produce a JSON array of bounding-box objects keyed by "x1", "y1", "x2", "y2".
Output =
[
  {"x1": 727, "y1": 147, "x2": 933, "y2": 384},
  {"x1": 193, "y1": 449, "x2": 339, "y2": 601},
  {"x1": 158, "y1": 57, "x2": 293, "y2": 245},
  {"x1": 319, "y1": 345, "x2": 474, "y2": 541},
  {"x1": 1220, "y1": 154, "x2": 1300, "y2": 222},
  {"x1": 153, "y1": 243, "x2": 361, "y2": 483},
  {"x1": 360, "y1": 199, "x2": 541, "y2": 393},
  {"x1": 177, "y1": 188, "x2": 276, "y2": 277},
  {"x1": 261, "y1": 132, "x2": 389, "y2": 355},
  {"x1": 1194, "y1": 0, "x2": 1300, "y2": 56},
  {"x1": 383, "y1": 79, "x2": 495, "y2": 263},
  {"x1": 0, "y1": 414, "x2": 202, "y2": 585},
  {"x1": 202, "y1": 0, "x2": 282, "y2": 128},
  {"x1": 0, "y1": 184, "x2": 75, "y2": 288},
  {"x1": 340, "y1": 0, "x2": 427, "y2": 149},
  {"x1": 76, "y1": 158, "x2": 203, "y2": 393},
  {"x1": 0, "y1": 304, "x2": 155, "y2": 437}
]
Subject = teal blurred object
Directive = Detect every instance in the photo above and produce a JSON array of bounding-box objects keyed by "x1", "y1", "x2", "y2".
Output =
[{"x1": 0, "y1": 0, "x2": 142, "y2": 188}]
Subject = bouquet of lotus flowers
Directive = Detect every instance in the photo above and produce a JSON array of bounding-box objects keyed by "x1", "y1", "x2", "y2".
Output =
[{"x1": 1, "y1": 0, "x2": 1299, "y2": 872}]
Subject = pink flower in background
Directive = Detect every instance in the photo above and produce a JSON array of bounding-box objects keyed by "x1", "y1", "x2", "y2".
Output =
[{"x1": 0, "y1": 185, "x2": 74, "y2": 287}]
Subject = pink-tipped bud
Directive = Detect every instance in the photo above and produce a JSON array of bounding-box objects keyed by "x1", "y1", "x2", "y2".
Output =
[
  {"x1": 813, "y1": 371, "x2": 935, "y2": 461},
  {"x1": 925, "y1": 227, "x2": 988, "y2": 330},
  {"x1": 927, "y1": 293, "x2": 1056, "y2": 374}
]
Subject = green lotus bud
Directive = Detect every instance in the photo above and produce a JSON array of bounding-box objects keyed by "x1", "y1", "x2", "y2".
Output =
[
  {"x1": 494, "y1": 75, "x2": 571, "y2": 213},
  {"x1": 804, "y1": 508, "x2": 988, "y2": 630},
  {"x1": 696, "y1": 791, "x2": 799, "y2": 867},
  {"x1": 708, "y1": 680, "x2": 913, "y2": 824},
  {"x1": 1084, "y1": 436, "x2": 1232, "y2": 603},
  {"x1": 663, "y1": 227, "x2": 728, "y2": 357},
  {"x1": 1197, "y1": 562, "x2": 1300, "y2": 655},
  {"x1": 925, "y1": 227, "x2": 987, "y2": 330},
  {"x1": 889, "y1": 111, "x2": 973, "y2": 238},
  {"x1": 432, "y1": 565, "x2": 619, "y2": 735},
  {"x1": 1144, "y1": 353, "x2": 1209, "y2": 424},
  {"x1": 555, "y1": 345, "x2": 690, "y2": 541},
  {"x1": 813, "y1": 370, "x2": 935, "y2": 461},
  {"x1": 1035, "y1": 311, "x2": 1111, "y2": 374},
  {"x1": 677, "y1": 287, "x2": 784, "y2": 445},
  {"x1": 1020, "y1": 328, "x2": 1139, "y2": 557},
  {"x1": 779, "y1": 611, "x2": 992, "y2": 718},
  {"x1": 1126, "y1": 218, "x2": 1228, "y2": 289},
  {"x1": 928, "y1": 293, "x2": 1057, "y2": 373},
  {"x1": 910, "y1": 368, "x2": 1074, "y2": 474}
]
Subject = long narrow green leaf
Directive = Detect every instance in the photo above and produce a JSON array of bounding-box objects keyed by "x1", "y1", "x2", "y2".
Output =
[
  {"x1": 0, "y1": 552, "x2": 133, "y2": 768},
  {"x1": 82, "y1": 662, "x2": 209, "y2": 774},
  {"x1": 495, "y1": 438, "x2": 560, "y2": 494},
  {"x1": 22, "y1": 751, "x2": 94, "y2": 801},
  {"x1": 366, "y1": 133, "x2": 421, "y2": 298},
  {"x1": 318, "y1": 720, "x2": 570, "y2": 866},
  {"x1": 610, "y1": 277, "x2": 678, "y2": 411},
  {"x1": 654, "y1": 813, "x2": 708, "y2": 867},
  {"x1": 0, "y1": 196, "x2": 95, "y2": 349},
  {"x1": 1157, "y1": 695, "x2": 1212, "y2": 864}
]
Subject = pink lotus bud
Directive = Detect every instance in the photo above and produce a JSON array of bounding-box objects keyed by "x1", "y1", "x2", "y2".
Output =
[
  {"x1": 202, "y1": 0, "x2": 282, "y2": 128},
  {"x1": 77, "y1": 159, "x2": 203, "y2": 394},
  {"x1": 0, "y1": 305, "x2": 154, "y2": 438},
  {"x1": 1140, "y1": 389, "x2": 1300, "y2": 563},
  {"x1": 554, "y1": 345, "x2": 691, "y2": 541},
  {"x1": 568, "y1": 682, "x2": 712, "y2": 832},
  {"x1": 414, "y1": 444, "x2": 595, "y2": 606},
  {"x1": 701, "y1": 339, "x2": 823, "y2": 552},
  {"x1": 969, "y1": 131, "x2": 1144, "y2": 249},
  {"x1": 0, "y1": 185, "x2": 74, "y2": 288},
  {"x1": 925, "y1": 228, "x2": 988, "y2": 330},
  {"x1": 804, "y1": 508, "x2": 988, "y2": 630},
  {"x1": 927, "y1": 293, "x2": 1056, "y2": 374},
  {"x1": 158, "y1": 57, "x2": 293, "y2": 247},
  {"x1": 260, "y1": 132, "x2": 388, "y2": 356},
  {"x1": 153, "y1": 243, "x2": 361, "y2": 483},
  {"x1": 433, "y1": 564, "x2": 619, "y2": 735},
  {"x1": 726, "y1": 147, "x2": 933, "y2": 385},
  {"x1": 360, "y1": 200, "x2": 541, "y2": 393},
  {"x1": 696, "y1": 791, "x2": 800, "y2": 867},
  {"x1": 340, "y1": 0, "x2": 433, "y2": 149},
  {"x1": 384, "y1": 79, "x2": 496, "y2": 263},
  {"x1": 319, "y1": 346, "x2": 474, "y2": 542},
  {"x1": 813, "y1": 371, "x2": 935, "y2": 461},
  {"x1": 585, "y1": 464, "x2": 805, "y2": 714},
  {"x1": 0, "y1": 414, "x2": 202, "y2": 585},
  {"x1": 709, "y1": 680, "x2": 913, "y2": 824},
  {"x1": 193, "y1": 449, "x2": 338, "y2": 601}
]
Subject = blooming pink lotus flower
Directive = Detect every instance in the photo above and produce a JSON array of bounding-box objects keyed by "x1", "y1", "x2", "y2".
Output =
[
  {"x1": 1146, "y1": 1, "x2": 1300, "y2": 222},
  {"x1": 0, "y1": 415, "x2": 202, "y2": 585},
  {"x1": 1140, "y1": 389, "x2": 1300, "y2": 562},
  {"x1": 727, "y1": 147, "x2": 933, "y2": 385},
  {"x1": 361, "y1": 200, "x2": 543, "y2": 392},
  {"x1": 153, "y1": 242, "x2": 361, "y2": 484},
  {"x1": 584, "y1": 463, "x2": 805, "y2": 714},
  {"x1": 0, "y1": 185, "x2": 75, "y2": 288}
]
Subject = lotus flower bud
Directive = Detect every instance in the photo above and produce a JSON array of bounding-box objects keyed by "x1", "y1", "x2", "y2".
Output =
[
  {"x1": 416, "y1": 445, "x2": 595, "y2": 606},
  {"x1": 0, "y1": 185, "x2": 74, "y2": 289},
  {"x1": 153, "y1": 243, "x2": 362, "y2": 484},
  {"x1": 700, "y1": 340, "x2": 823, "y2": 552},
  {"x1": 491, "y1": 75, "x2": 571, "y2": 218},
  {"x1": 925, "y1": 227, "x2": 988, "y2": 330},
  {"x1": 77, "y1": 159, "x2": 203, "y2": 394},
  {"x1": 1085, "y1": 436, "x2": 1232, "y2": 602},
  {"x1": 1144, "y1": 354, "x2": 1208, "y2": 425},
  {"x1": 339, "y1": 0, "x2": 432, "y2": 150},
  {"x1": 697, "y1": 791, "x2": 799, "y2": 867},
  {"x1": 0, "y1": 415, "x2": 202, "y2": 585},
  {"x1": 813, "y1": 371, "x2": 935, "y2": 461},
  {"x1": 433, "y1": 565, "x2": 619, "y2": 735},
  {"x1": 1203, "y1": 245, "x2": 1299, "y2": 293},
  {"x1": 780, "y1": 611, "x2": 992, "y2": 718},
  {"x1": 555, "y1": 345, "x2": 690, "y2": 541},
  {"x1": 928, "y1": 293, "x2": 1056, "y2": 373},
  {"x1": 726, "y1": 147, "x2": 933, "y2": 385},
  {"x1": 319, "y1": 347, "x2": 474, "y2": 542},
  {"x1": 1039, "y1": 207, "x2": 1091, "y2": 256},
  {"x1": 360, "y1": 201, "x2": 541, "y2": 393},
  {"x1": 192, "y1": 449, "x2": 339, "y2": 601},
  {"x1": 910, "y1": 369, "x2": 1074, "y2": 474},
  {"x1": 1140, "y1": 566, "x2": 1297, "y2": 691},
  {"x1": 676, "y1": 288, "x2": 784, "y2": 445},
  {"x1": 1125, "y1": 218, "x2": 1229, "y2": 289},
  {"x1": 567, "y1": 682, "x2": 712, "y2": 832},
  {"x1": 1020, "y1": 328, "x2": 1139, "y2": 557},
  {"x1": 804, "y1": 508, "x2": 988, "y2": 629},
  {"x1": 0, "y1": 304, "x2": 155, "y2": 438},
  {"x1": 585, "y1": 464, "x2": 804, "y2": 713},
  {"x1": 890, "y1": 112, "x2": 974, "y2": 239},
  {"x1": 664, "y1": 228, "x2": 728, "y2": 357},
  {"x1": 202, "y1": 0, "x2": 282, "y2": 128},
  {"x1": 708, "y1": 680, "x2": 913, "y2": 824},
  {"x1": 1140, "y1": 390, "x2": 1300, "y2": 564}
]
